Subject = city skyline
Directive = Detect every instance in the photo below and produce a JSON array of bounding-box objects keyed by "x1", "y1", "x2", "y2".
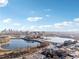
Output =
[{"x1": 0, "y1": 0, "x2": 79, "y2": 31}]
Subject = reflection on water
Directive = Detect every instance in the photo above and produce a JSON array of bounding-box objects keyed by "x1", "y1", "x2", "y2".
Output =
[{"x1": 1, "y1": 39, "x2": 40, "y2": 50}]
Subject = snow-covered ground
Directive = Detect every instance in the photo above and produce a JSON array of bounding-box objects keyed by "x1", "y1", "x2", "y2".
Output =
[{"x1": 44, "y1": 37, "x2": 74, "y2": 43}]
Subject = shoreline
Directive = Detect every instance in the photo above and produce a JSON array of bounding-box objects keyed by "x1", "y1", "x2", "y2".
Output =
[{"x1": 0, "y1": 41, "x2": 49, "y2": 59}]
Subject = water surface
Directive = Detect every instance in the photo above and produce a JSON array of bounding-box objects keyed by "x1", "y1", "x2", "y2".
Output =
[{"x1": 1, "y1": 39, "x2": 40, "y2": 50}]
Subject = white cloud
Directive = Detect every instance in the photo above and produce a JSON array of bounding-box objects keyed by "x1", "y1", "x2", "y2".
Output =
[
  {"x1": 27, "y1": 16, "x2": 43, "y2": 22},
  {"x1": 22, "y1": 25, "x2": 53, "y2": 31},
  {"x1": 74, "y1": 18, "x2": 79, "y2": 23},
  {"x1": 67, "y1": 29, "x2": 79, "y2": 32},
  {"x1": 1, "y1": 17, "x2": 79, "y2": 32},
  {"x1": 54, "y1": 23, "x2": 65, "y2": 29},
  {"x1": 25, "y1": 18, "x2": 79, "y2": 31},
  {"x1": 3, "y1": 18, "x2": 12, "y2": 24},
  {"x1": 2, "y1": 18, "x2": 21, "y2": 25},
  {"x1": 0, "y1": 18, "x2": 22, "y2": 31},
  {"x1": 39, "y1": 25, "x2": 52, "y2": 29},
  {"x1": 13, "y1": 23, "x2": 21, "y2": 26},
  {"x1": 0, "y1": 0, "x2": 8, "y2": 7},
  {"x1": 30, "y1": 26, "x2": 39, "y2": 31},
  {"x1": 54, "y1": 21, "x2": 73, "y2": 29}
]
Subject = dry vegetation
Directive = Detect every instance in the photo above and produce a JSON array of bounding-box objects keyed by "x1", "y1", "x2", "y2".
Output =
[{"x1": 0, "y1": 41, "x2": 49, "y2": 59}]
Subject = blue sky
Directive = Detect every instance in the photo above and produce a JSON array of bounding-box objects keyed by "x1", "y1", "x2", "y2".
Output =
[{"x1": 0, "y1": 0, "x2": 79, "y2": 31}]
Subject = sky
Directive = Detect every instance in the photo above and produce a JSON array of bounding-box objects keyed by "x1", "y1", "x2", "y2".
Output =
[{"x1": 0, "y1": 0, "x2": 79, "y2": 31}]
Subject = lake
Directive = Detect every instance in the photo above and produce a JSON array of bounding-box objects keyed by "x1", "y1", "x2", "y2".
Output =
[{"x1": 1, "y1": 39, "x2": 40, "y2": 50}]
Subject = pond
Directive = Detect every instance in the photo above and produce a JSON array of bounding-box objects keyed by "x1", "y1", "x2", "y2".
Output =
[{"x1": 1, "y1": 39, "x2": 40, "y2": 50}]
